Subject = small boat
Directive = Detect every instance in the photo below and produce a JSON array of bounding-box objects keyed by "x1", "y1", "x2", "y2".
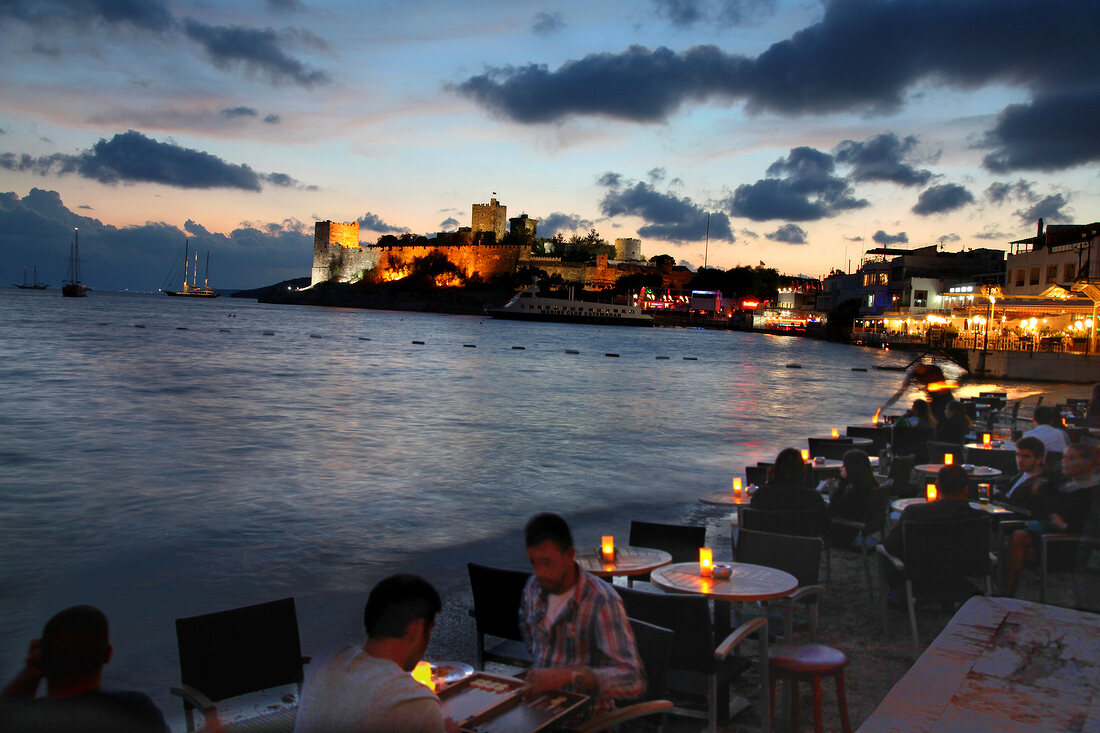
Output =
[
  {"x1": 62, "y1": 228, "x2": 87, "y2": 298},
  {"x1": 15, "y1": 266, "x2": 48, "y2": 290},
  {"x1": 163, "y1": 240, "x2": 218, "y2": 298},
  {"x1": 488, "y1": 282, "x2": 653, "y2": 327}
]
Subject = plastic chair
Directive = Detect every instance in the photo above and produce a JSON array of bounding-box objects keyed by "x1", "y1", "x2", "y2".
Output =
[
  {"x1": 876, "y1": 515, "x2": 993, "y2": 658},
  {"x1": 628, "y1": 520, "x2": 707, "y2": 586},
  {"x1": 829, "y1": 479, "x2": 894, "y2": 603},
  {"x1": 172, "y1": 597, "x2": 307, "y2": 733},
  {"x1": 615, "y1": 586, "x2": 771, "y2": 733},
  {"x1": 576, "y1": 618, "x2": 675, "y2": 733},
  {"x1": 466, "y1": 563, "x2": 533, "y2": 669},
  {"x1": 733, "y1": 529, "x2": 825, "y2": 640}
]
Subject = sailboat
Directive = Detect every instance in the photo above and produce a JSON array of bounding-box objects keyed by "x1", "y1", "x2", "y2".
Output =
[
  {"x1": 163, "y1": 239, "x2": 218, "y2": 298},
  {"x1": 15, "y1": 266, "x2": 48, "y2": 289},
  {"x1": 62, "y1": 228, "x2": 87, "y2": 297}
]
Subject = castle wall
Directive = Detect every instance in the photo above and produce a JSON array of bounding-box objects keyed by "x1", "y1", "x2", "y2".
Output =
[
  {"x1": 369, "y1": 243, "x2": 522, "y2": 282},
  {"x1": 312, "y1": 220, "x2": 379, "y2": 286}
]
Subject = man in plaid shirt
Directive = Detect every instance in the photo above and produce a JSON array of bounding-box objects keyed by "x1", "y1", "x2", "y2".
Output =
[{"x1": 519, "y1": 513, "x2": 645, "y2": 717}]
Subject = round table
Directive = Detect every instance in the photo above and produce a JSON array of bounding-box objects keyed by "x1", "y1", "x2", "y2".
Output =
[
  {"x1": 811, "y1": 436, "x2": 873, "y2": 448},
  {"x1": 914, "y1": 464, "x2": 1002, "y2": 480},
  {"x1": 699, "y1": 489, "x2": 754, "y2": 507},
  {"x1": 890, "y1": 497, "x2": 1016, "y2": 516},
  {"x1": 806, "y1": 459, "x2": 844, "y2": 471},
  {"x1": 650, "y1": 561, "x2": 798, "y2": 603},
  {"x1": 965, "y1": 441, "x2": 1016, "y2": 453},
  {"x1": 576, "y1": 546, "x2": 672, "y2": 578}
]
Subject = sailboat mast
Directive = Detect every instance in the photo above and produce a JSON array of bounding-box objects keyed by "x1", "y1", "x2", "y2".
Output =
[
  {"x1": 192, "y1": 252, "x2": 199, "y2": 288},
  {"x1": 183, "y1": 239, "x2": 190, "y2": 291},
  {"x1": 74, "y1": 228, "x2": 80, "y2": 282},
  {"x1": 203, "y1": 251, "x2": 210, "y2": 289}
]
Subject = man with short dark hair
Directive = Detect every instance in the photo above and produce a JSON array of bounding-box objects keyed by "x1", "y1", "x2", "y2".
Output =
[
  {"x1": 1023, "y1": 406, "x2": 1070, "y2": 456},
  {"x1": 520, "y1": 513, "x2": 644, "y2": 717},
  {"x1": 0, "y1": 605, "x2": 169, "y2": 733},
  {"x1": 293, "y1": 574, "x2": 457, "y2": 733},
  {"x1": 883, "y1": 464, "x2": 982, "y2": 558},
  {"x1": 994, "y1": 435, "x2": 1051, "y2": 516}
]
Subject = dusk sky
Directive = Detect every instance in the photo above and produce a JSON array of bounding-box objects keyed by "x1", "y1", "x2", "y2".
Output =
[{"x1": 2, "y1": 0, "x2": 1098, "y2": 291}]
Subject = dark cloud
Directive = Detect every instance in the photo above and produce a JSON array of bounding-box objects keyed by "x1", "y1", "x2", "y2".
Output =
[
  {"x1": 653, "y1": 0, "x2": 776, "y2": 27},
  {"x1": 834, "y1": 132, "x2": 934, "y2": 186},
  {"x1": 0, "y1": 188, "x2": 312, "y2": 290},
  {"x1": 439, "y1": 217, "x2": 460, "y2": 232},
  {"x1": 597, "y1": 171, "x2": 622, "y2": 187},
  {"x1": 221, "y1": 106, "x2": 258, "y2": 118},
  {"x1": 262, "y1": 172, "x2": 317, "y2": 191},
  {"x1": 843, "y1": 235, "x2": 863, "y2": 242},
  {"x1": 912, "y1": 183, "x2": 974, "y2": 216},
  {"x1": 263, "y1": 114, "x2": 282, "y2": 124},
  {"x1": 0, "y1": 0, "x2": 174, "y2": 31},
  {"x1": 726, "y1": 146, "x2": 868, "y2": 221},
  {"x1": 985, "y1": 179, "x2": 1035, "y2": 204},
  {"x1": 765, "y1": 223, "x2": 808, "y2": 244},
  {"x1": 936, "y1": 233, "x2": 961, "y2": 246},
  {"x1": 1015, "y1": 193, "x2": 1072, "y2": 224},
  {"x1": 981, "y1": 87, "x2": 1100, "y2": 172},
  {"x1": 973, "y1": 225, "x2": 1011, "y2": 240},
  {"x1": 599, "y1": 177, "x2": 734, "y2": 243},
  {"x1": 532, "y1": 11, "x2": 564, "y2": 35},
  {"x1": 647, "y1": 167, "x2": 667, "y2": 183},
  {"x1": 267, "y1": 0, "x2": 304, "y2": 10},
  {"x1": 183, "y1": 19, "x2": 329, "y2": 87},
  {"x1": 872, "y1": 229, "x2": 908, "y2": 245},
  {"x1": 2, "y1": 130, "x2": 266, "y2": 190},
  {"x1": 740, "y1": 228, "x2": 759, "y2": 239},
  {"x1": 357, "y1": 211, "x2": 408, "y2": 234},
  {"x1": 537, "y1": 212, "x2": 595, "y2": 237}
]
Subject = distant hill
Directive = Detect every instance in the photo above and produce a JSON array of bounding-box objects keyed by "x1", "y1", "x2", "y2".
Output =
[{"x1": 230, "y1": 277, "x2": 311, "y2": 299}]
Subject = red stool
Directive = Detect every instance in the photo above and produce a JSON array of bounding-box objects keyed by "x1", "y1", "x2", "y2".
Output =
[{"x1": 769, "y1": 643, "x2": 852, "y2": 733}]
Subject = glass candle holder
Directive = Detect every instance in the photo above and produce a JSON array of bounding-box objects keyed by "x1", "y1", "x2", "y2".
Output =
[{"x1": 699, "y1": 547, "x2": 713, "y2": 577}]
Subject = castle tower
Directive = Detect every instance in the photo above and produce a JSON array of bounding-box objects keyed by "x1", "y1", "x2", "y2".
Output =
[
  {"x1": 509, "y1": 213, "x2": 538, "y2": 245},
  {"x1": 472, "y1": 197, "x2": 507, "y2": 242},
  {"x1": 311, "y1": 220, "x2": 362, "y2": 286},
  {"x1": 615, "y1": 237, "x2": 642, "y2": 261}
]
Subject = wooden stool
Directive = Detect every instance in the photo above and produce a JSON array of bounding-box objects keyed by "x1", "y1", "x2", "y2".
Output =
[{"x1": 769, "y1": 643, "x2": 852, "y2": 733}]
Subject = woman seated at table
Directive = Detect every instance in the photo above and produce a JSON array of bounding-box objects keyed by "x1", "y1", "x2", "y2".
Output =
[
  {"x1": 935, "y1": 400, "x2": 971, "y2": 444},
  {"x1": 751, "y1": 447, "x2": 826, "y2": 512},
  {"x1": 896, "y1": 399, "x2": 936, "y2": 431},
  {"x1": 828, "y1": 449, "x2": 879, "y2": 547}
]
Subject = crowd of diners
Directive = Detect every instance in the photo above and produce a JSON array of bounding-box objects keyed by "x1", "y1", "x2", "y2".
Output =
[{"x1": 4, "y1": 383, "x2": 1097, "y2": 733}]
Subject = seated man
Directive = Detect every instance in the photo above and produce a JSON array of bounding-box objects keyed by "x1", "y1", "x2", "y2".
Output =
[
  {"x1": 0, "y1": 605, "x2": 169, "y2": 733},
  {"x1": 521, "y1": 512, "x2": 645, "y2": 718},
  {"x1": 881, "y1": 464, "x2": 983, "y2": 589},
  {"x1": 294, "y1": 574, "x2": 457, "y2": 733},
  {"x1": 1022, "y1": 406, "x2": 1070, "y2": 457},
  {"x1": 1002, "y1": 443, "x2": 1100, "y2": 597},
  {"x1": 993, "y1": 435, "x2": 1053, "y2": 517}
]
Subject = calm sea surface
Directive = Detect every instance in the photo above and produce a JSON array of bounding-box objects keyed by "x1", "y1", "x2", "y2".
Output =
[{"x1": 0, "y1": 288, "x2": 1068, "y2": 723}]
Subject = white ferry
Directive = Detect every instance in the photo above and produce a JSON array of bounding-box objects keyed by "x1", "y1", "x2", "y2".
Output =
[{"x1": 488, "y1": 283, "x2": 654, "y2": 327}]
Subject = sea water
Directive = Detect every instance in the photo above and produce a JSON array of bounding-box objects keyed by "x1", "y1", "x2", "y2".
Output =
[{"x1": 0, "y1": 288, "x2": 1066, "y2": 722}]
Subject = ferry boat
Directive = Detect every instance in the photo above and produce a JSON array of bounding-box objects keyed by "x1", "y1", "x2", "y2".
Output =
[{"x1": 488, "y1": 283, "x2": 654, "y2": 327}]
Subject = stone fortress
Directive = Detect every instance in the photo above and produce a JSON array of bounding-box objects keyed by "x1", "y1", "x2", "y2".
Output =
[{"x1": 310, "y1": 197, "x2": 653, "y2": 289}]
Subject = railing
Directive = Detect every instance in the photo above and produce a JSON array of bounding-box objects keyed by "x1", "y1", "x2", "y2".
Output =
[{"x1": 851, "y1": 330, "x2": 1092, "y2": 354}]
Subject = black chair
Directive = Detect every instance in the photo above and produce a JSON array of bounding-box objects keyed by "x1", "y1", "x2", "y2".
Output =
[
  {"x1": 738, "y1": 506, "x2": 831, "y2": 583},
  {"x1": 615, "y1": 586, "x2": 771, "y2": 733},
  {"x1": 467, "y1": 563, "x2": 532, "y2": 669},
  {"x1": 808, "y1": 438, "x2": 854, "y2": 461},
  {"x1": 828, "y1": 479, "x2": 894, "y2": 603},
  {"x1": 628, "y1": 520, "x2": 707, "y2": 586},
  {"x1": 745, "y1": 464, "x2": 769, "y2": 488},
  {"x1": 172, "y1": 597, "x2": 307, "y2": 733},
  {"x1": 846, "y1": 426, "x2": 889, "y2": 453},
  {"x1": 876, "y1": 515, "x2": 993, "y2": 658},
  {"x1": 891, "y1": 426, "x2": 933, "y2": 463},
  {"x1": 733, "y1": 529, "x2": 825, "y2": 640},
  {"x1": 887, "y1": 454, "x2": 916, "y2": 498},
  {"x1": 965, "y1": 446, "x2": 1017, "y2": 475},
  {"x1": 578, "y1": 618, "x2": 675, "y2": 732},
  {"x1": 925, "y1": 440, "x2": 964, "y2": 466}
]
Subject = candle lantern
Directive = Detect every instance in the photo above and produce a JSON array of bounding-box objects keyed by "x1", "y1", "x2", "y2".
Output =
[
  {"x1": 831, "y1": 428, "x2": 839, "y2": 438},
  {"x1": 733, "y1": 477, "x2": 743, "y2": 496},
  {"x1": 699, "y1": 547, "x2": 713, "y2": 577},
  {"x1": 926, "y1": 483, "x2": 938, "y2": 501},
  {"x1": 944, "y1": 453, "x2": 954, "y2": 466},
  {"x1": 412, "y1": 661, "x2": 436, "y2": 692},
  {"x1": 982, "y1": 433, "x2": 992, "y2": 446},
  {"x1": 801, "y1": 449, "x2": 810, "y2": 462},
  {"x1": 601, "y1": 536, "x2": 615, "y2": 563}
]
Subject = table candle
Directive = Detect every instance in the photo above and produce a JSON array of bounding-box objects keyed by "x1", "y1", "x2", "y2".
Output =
[
  {"x1": 926, "y1": 483, "x2": 938, "y2": 501},
  {"x1": 944, "y1": 453, "x2": 954, "y2": 465},
  {"x1": 601, "y1": 536, "x2": 615, "y2": 563},
  {"x1": 733, "y1": 477, "x2": 743, "y2": 496},
  {"x1": 699, "y1": 547, "x2": 713, "y2": 577},
  {"x1": 982, "y1": 433, "x2": 991, "y2": 446},
  {"x1": 412, "y1": 661, "x2": 435, "y2": 691},
  {"x1": 831, "y1": 428, "x2": 839, "y2": 438},
  {"x1": 801, "y1": 449, "x2": 810, "y2": 462}
]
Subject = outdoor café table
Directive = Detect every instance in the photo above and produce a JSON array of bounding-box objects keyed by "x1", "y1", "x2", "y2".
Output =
[
  {"x1": 856, "y1": 596, "x2": 1100, "y2": 732},
  {"x1": 811, "y1": 435, "x2": 873, "y2": 448},
  {"x1": 807, "y1": 458, "x2": 844, "y2": 472},
  {"x1": 913, "y1": 464, "x2": 1002, "y2": 481},
  {"x1": 964, "y1": 440, "x2": 1016, "y2": 452},
  {"x1": 575, "y1": 546, "x2": 672, "y2": 579},
  {"x1": 699, "y1": 489, "x2": 753, "y2": 507},
  {"x1": 890, "y1": 497, "x2": 1016, "y2": 517}
]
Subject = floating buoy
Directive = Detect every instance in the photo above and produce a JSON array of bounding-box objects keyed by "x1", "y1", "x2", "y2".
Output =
[
  {"x1": 97, "y1": 322, "x2": 108, "y2": 326},
  {"x1": 134, "y1": 324, "x2": 146, "y2": 328},
  {"x1": 463, "y1": 344, "x2": 476, "y2": 348},
  {"x1": 786, "y1": 363, "x2": 802, "y2": 368},
  {"x1": 852, "y1": 367, "x2": 867, "y2": 372},
  {"x1": 656, "y1": 356, "x2": 670, "y2": 360},
  {"x1": 605, "y1": 353, "x2": 620, "y2": 358},
  {"x1": 412, "y1": 340, "x2": 425, "y2": 345},
  {"x1": 512, "y1": 346, "x2": 526, "y2": 350},
  {"x1": 176, "y1": 327, "x2": 188, "y2": 330},
  {"x1": 219, "y1": 329, "x2": 230, "y2": 333},
  {"x1": 358, "y1": 337, "x2": 369, "y2": 340},
  {"x1": 310, "y1": 334, "x2": 322, "y2": 339},
  {"x1": 565, "y1": 349, "x2": 580, "y2": 354},
  {"x1": 683, "y1": 357, "x2": 698, "y2": 361},
  {"x1": 264, "y1": 331, "x2": 276, "y2": 336}
]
